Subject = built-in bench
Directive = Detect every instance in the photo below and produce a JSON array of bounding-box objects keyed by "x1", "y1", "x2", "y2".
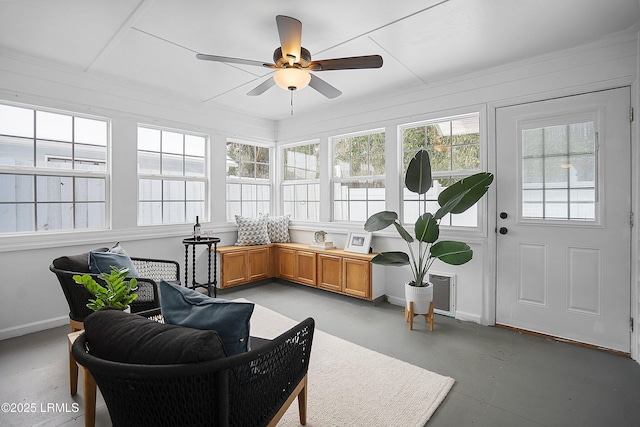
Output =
[{"x1": 216, "y1": 242, "x2": 384, "y2": 302}]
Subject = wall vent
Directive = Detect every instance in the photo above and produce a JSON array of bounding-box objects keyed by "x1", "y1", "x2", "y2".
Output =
[{"x1": 429, "y1": 272, "x2": 456, "y2": 317}]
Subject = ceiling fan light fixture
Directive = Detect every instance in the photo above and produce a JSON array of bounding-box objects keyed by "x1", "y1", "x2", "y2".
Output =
[{"x1": 274, "y1": 68, "x2": 311, "y2": 91}]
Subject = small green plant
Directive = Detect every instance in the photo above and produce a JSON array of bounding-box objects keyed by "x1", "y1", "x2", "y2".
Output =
[{"x1": 73, "y1": 267, "x2": 138, "y2": 311}]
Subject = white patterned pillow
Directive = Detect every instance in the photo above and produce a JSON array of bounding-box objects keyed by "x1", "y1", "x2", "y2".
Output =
[
  {"x1": 264, "y1": 214, "x2": 290, "y2": 243},
  {"x1": 235, "y1": 215, "x2": 271, "y2": 246}
]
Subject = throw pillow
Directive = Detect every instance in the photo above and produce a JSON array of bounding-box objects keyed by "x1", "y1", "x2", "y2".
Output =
[
  {"x1": 235, "y1": 215, "x2": 270, "y2": 246},
  {"x1": 263, "y1": 214, "x2": 291, "y2": 243},
  {"x1": 159, "y1": 280, "x2": 254, "y2": 356},
  {"x1": 84, "y1": 308, "x2": 227, "y2": 364},
  {"x1": 89, "y1": 243, "x2": 139, "y2": 277},
  {"x1": 53, "y1": 247, "x2": 109, "y2": 272}
]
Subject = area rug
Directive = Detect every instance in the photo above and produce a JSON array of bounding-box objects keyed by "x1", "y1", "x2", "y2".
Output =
[{"x1": 249, "y1": 303, "x2": 455, "y2": 427}]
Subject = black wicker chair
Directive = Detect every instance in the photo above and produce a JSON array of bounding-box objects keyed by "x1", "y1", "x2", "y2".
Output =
[
  {"x1": 50, "y1": 253, "x2": 180, "y2": 332},
  {"x1": 71, "y1": 311, "x2": 315, "y2": 427}
]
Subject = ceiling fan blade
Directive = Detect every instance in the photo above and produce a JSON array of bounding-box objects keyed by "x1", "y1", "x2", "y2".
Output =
[
  {"x1": 196, "y1": 53, "x2": 276, "y2": 68},
  {"x1": 247, "y1": 77, "x2": 276, "y2": 96},
  {"x1": 307, "y1": 55, "x2": 383, "y2": 71},
  {"x1": 308, "y1": 74, "x2": 342, "y2": 99},
  {"x1": 276, "y1": 15, "x2": 302, "y2": 64}
]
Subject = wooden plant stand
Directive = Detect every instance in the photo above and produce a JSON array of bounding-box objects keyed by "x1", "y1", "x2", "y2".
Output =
[{"x1": 405, "y1": 300, "x2": 434, "y2": 331}]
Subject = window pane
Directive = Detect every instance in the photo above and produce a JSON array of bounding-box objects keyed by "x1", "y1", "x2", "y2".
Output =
[
  {"x1": 185, "y1": 156, "x2": 205, "y2": 177},
  {"x1": 0, "y1": 174, "x2": 33, "y2": 202},
  {"x1": 162, "y1": 131, "x2": 183, "y2": 154},
  {"x1": 75, "y1": 178, "x2": 105, "y2": 202},
  {"x1": 227, "y1": 183, "x2": 241, "y2": 200},
  {"x1": 0, "y1": 203, "x2": 34, "y2": 232},
  {"x1": 162, "y1": 154, "x2": 183, "y2": 175},
  {"x1": 186, "y1": 181, "x2": 204, "y2": 200},
  {"x1": 138, "y1": 151, "x2": 161, "y2": 174},
  {"x1": 0, "y1": 104, "x2": 33, "y2": 138},
  {"x1": 139, "y1": 201, "x2": 162, "y2": 225},
  {"x1": 37, "y1": 202, "x2": 74, "y2": 230},
  {"x1": 163, "y1": 202, "x2": 185, "y2": 223},
  {"x1": 521, "y1": 121, "x2": 595, "y2": 221},
  {"x1": 185, "y1": 135, "x2": 205, "y2": 156},
  {"x1": 36, "y1": 111, "x2": 72, "y2": 142},
  {"x1": 36, "y1": 140, "x2": 73, "y2": 169},
  {"x1": 186, "y1": 202, "x2": 204, "y2": 223},
  {"x1": 75, "y1": 202, "x2": 106, "y2": 229},
  {"x1": 37, "y1": 176, "x2": 73, "y2": 202},
  {"x1": 163, "y1": 180, "x2": 185, "y2": 200},
  {"x1": 74, "y1": 144, "x2": 107, "y2": 171},
  {"x1": 138, "y1": 127, "x2": 160, "y2": 151},
  {"x1": 75, "y1": 117, "x2": 107, "y2": 146},
  {"x1": 139, "y1": 179, "x2": 162, "y2": 201},
  {"x1": 0, "y1": 136, "x2": 34, "y2": 167}
]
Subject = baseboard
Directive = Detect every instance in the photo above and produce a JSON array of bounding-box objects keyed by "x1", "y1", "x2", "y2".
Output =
[
  {"x1": 385, "y1": 295, "x2": 405, "y2": 307},
  {"x1": 455, "y1": 310, "x2": 482, "y2": 324},
  {"x1": 0, "y1": 316, "x2": 68, "y2": 341}
]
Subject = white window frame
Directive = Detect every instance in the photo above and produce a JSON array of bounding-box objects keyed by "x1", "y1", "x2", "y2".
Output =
[
  {"x1": 0, "y1": 102, "x2": 110, "y2": 234},
  {"x1": 400, "y1": 111, "x2": 484, "y2": 229},
  {"x1": 280, "y1": 140, "x2": 320, "y2": 221},
  {"x1": 331, "y1": 128, "x2": 386, "y2": 222},
  {"x1": 226, "y1": 140, "x2": 272, "y2": 221},
  {"x1": 137, "y1": 124, "x2": 208, "y2": 226}
]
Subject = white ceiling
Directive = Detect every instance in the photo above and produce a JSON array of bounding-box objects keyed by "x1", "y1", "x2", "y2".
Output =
[{"x1": 0, "y1": 0, "x2": 639, "y2": 122}]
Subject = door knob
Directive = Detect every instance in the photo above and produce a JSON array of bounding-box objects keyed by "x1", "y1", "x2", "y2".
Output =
[
  {"x1": 500, "y1": 212, "x2": 508, "y2": 219},
  {"x1": 499, "y1": 227, "x2": 508, "y2": 235}
]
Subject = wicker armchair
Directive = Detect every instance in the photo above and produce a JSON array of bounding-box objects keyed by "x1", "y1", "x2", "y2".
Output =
[
  {"x1": 50, "y1": 253, "x2": 180, "y2": 332},
  {"x1": 71, "y1": 311, "x2": 315, "y2": 427}
]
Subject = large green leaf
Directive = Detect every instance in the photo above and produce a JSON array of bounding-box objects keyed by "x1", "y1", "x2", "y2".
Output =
[
  {"x1": 364, "y1": 211, "x2": 397, "y2": 232},
  {"x1": 371, "y1": 251, "x2": 410, "y2": 266},
  {"x1": 437, "y1": 172, "x2": 494, "y2": 215},
  {"x1": 415, "y1": 213, "x2": 438, "y2": 243},
  {"x1": 430, "y1": 240, "x2": 473, "y2": 265},
  {"x1": 405, "y1": 150, "x2": 432, "y2": 195},
  {"x1": 393, "y1": 222, "x2": 414, "y2": 243}
]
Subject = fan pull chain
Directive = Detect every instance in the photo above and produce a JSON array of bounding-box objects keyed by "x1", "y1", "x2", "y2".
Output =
[{"x1": 290, "y1": 89, "x2": 294, "y2": 116}]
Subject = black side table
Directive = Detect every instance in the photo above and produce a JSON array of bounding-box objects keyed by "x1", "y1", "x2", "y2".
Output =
[{"x1": 182, "y1": 237, "x2": 220, "y2": 297}]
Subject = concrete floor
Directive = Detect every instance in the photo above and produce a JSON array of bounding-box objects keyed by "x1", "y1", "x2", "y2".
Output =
[{"x1": 1, "y1": 280, "x2": 639, "y2": 426}]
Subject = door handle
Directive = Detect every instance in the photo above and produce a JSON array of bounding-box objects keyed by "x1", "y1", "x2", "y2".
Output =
[
  {"x1": 499, "y1": 227, "x2": 508, "y2": 235},
  {"x1": 500, "y1": 212, "x2": 508, "y2": 219}
]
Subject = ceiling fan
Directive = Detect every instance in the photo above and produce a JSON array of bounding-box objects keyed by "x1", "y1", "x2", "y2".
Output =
[{"x1": 196, "y1": 15, "x2": 383, "y2": 100}]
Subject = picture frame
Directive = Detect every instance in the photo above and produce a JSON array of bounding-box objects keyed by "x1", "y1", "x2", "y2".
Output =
[{"x1": 344, "y1": 231, "x2": 372, "y2": 254}]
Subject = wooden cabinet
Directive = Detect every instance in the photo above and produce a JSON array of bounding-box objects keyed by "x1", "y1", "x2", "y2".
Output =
[
  {"x1": 318, "y1": 254, "x2": 342, "y2": 292},
  {"x1": 219, "y1": 245, "x2": 271, "y2": 288},
  {"x1": 276, "y1": 246, "x2": 316, "y2": 286},
  {"x1": 342, "y1": 257, "x2": 371, "y2": 299},
  {"x1": 218, "y1": 243, "x2": 379, "y2": 301},
  {"x1": 276, "y1": 247, "x2": 296, "y2": 281}
]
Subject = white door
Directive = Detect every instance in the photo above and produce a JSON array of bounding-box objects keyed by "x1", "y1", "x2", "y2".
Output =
[{"x1": 496, "y1": 88, "x2": 631, "y2": 352}]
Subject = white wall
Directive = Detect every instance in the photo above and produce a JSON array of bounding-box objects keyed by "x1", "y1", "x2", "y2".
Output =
[{"x1": 0, "y1": 30, "x2": 637, "y2": 364}]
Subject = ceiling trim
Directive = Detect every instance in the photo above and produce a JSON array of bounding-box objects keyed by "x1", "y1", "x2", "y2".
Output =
[{"x1": 84, "y1": 0, "x2": 158, "y2": 72}]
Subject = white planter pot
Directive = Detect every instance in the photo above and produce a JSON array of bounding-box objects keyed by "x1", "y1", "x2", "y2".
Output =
[
  {"x1": 405, "y1": 281, "x2": 433, "y2": 315},
  {"x1": 123, "y1": 306, "x2": 131, "y2": 313}
]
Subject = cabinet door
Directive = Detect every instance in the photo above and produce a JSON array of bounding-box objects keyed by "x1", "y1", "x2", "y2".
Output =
[
  {"x1": 318, "y1": 254, "x2": 342, "y2": 292},
  {"x1": 277, "y1": 247, "x2": 296, "y2": 281},
  {"x1": 343, "y1": 258, "x2": 371, "y2": 299},
  {"x1": 296, "y1": 251, "x2": 317, "y2": 286},
  {"x1": 248, "y1": 247, "x2": 271, "y2": 281},
  {"x1": 221, "y1": 252, "x2": 248, "y2": 288}
]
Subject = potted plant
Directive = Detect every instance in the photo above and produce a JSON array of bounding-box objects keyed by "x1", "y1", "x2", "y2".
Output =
[
  {"x1": 73, "y1": 267, "x2": 138, "y2": 312},
  {"x1": 364, "y1": 149, "x2": 493, "y2": 321}
]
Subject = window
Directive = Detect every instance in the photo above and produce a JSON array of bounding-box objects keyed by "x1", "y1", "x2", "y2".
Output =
[
  {"x1": 0, "y1": 103, "x2": 108, "y2": 233},
  {"x1": 331, "y1": 130, "x2": 385, "y2": 222},
  {"x1": 137, "y1": 126, "x2": 207, "y2": 225},
  {"x1": 401, "y1": 113, "x2": 481, "y2": 227},
  {"x1": 282, "y1": 142, "x2": 320, "y2": 221},
  {"x1": 521, "y1": 120, "x2": 596, "y2": 221},
  {"x1": 226, "y1": 141, "x2": 271, "y2": 220}
]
